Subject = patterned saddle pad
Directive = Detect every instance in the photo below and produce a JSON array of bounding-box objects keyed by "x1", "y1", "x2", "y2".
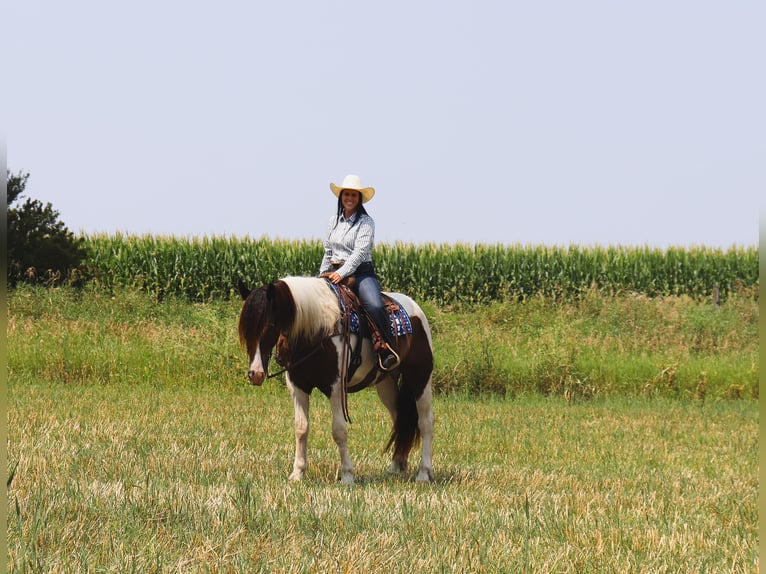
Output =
[{"x1": 327, "y1": 282, "x2": 413, "y2": 337}]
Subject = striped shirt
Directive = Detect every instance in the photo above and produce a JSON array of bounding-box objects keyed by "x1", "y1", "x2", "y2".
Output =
[{"x1": 319, "y1": 212, "x2": 375, "y2": 279}]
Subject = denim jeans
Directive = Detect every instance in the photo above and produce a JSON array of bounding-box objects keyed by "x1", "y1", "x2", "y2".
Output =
[{"x1": 355, "y1": 272, "x2": 393, "y2": 346}]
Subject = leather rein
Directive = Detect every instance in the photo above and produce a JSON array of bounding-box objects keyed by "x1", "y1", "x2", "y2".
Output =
[
  {"x1": 264, "y1": 283, "x2": 376, "y2": 423},
  {"x1": 265, "y1": 340, "x2": 328, "y2": 380}
]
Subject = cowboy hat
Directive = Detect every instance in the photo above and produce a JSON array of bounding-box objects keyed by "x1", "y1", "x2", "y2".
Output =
[{"x1": 329, "y1": 174, "x2": 375, "y2": 203}]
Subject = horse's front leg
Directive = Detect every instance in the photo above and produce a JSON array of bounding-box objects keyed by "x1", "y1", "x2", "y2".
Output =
[
  {"x1": 330, "y1": 382, "x2": 355, "y2": 484},
  {"x1": 286, "y1": 380, "x2": 310, "y2": 482}
]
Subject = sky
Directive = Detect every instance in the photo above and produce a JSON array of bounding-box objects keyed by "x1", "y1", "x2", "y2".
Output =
[{"x1": 4, "y1": 1, "x2": 764, "y2": 249}]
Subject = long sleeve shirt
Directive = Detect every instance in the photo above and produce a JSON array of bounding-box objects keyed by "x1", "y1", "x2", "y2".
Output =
[{"x1": 319, "y1": 212, "x2": 375, "y2": 279}]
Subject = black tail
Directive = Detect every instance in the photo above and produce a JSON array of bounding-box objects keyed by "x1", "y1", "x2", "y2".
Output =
[{"x1": 385, "y1": 375, "x2": 421, "y2": 460}]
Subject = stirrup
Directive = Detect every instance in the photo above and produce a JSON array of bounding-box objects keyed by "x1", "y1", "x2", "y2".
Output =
[{"x1": 378, "y1": 343, "x2": 401, "y2": 372}]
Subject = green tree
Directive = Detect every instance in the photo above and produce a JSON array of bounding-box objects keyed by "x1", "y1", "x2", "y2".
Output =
[{"x1": 7, "y1": 170, "x2": 88, "y2": 286}]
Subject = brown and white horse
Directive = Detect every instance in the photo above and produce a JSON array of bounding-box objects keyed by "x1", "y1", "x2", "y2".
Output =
[{"x1": 237, "y1": 276, "x2": 435, "y2": 484}]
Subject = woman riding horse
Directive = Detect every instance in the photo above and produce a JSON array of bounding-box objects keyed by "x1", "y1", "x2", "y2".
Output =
[{"x1": 318, "y1": 174, "x2": 399, "y2": 371}]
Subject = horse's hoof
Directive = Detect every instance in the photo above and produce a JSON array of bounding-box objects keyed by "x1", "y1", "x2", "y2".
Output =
[
  {"x1": 416, "y1": 468, "x2": 433, "y2": 483},
  {"x1": 288, "y1": 471, "x2": 303, "y2": 482},
  {"x1": 340, "y1": 473, "x2": 355, "y2": 485},
  {"x1": 387, "y1": 461, "x2": 407, "y2": 475}
]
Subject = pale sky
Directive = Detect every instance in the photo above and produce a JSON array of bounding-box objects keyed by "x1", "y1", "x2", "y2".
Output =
[{"x1": 5, "y1": 1, "x2": 764, "y2": 248}]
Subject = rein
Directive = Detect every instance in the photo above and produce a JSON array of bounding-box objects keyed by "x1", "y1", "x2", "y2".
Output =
[
  {"x1": 264, "y1": 329, "x2": 356, "y2": 424},
  {"x1": 266, "y1": 334, "x2": 335, "y2": 379},
  {"x1": 262, "y1": 282, "x2": 376, "y2": 424},
  {"x1": 265, "y1": 310, "x2": 358, "y2": 423}
]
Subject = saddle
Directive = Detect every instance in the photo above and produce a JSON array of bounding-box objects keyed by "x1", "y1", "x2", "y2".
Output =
[
  {"x1": 323, "y1": 280, "x2": 414, "y2": 423},
  {"x1": 324, "y1": 280, "x2": 412, "y2": 376}
]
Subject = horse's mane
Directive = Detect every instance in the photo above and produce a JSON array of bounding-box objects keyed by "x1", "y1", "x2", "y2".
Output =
[
  {"x1": 238, "y1": 277, "x2": 339, "y2": 348},
  {"x1": 281, "y1": 277, "x2": 340, "y2": 341},
  {"x1": 238, "y1": 285, "x2": 269, "y2": 347}
]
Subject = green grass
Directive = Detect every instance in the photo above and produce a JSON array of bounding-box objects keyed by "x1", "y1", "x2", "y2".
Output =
[
  {"x1": 8, "y1": 285, "x2": 758, "y2": 400},
  {"x1": 6, "y1": 286, "x2": 759, "y2": 572},
  {"x1": 427, "y1": 287, "x2": 758, "y2": 400}
]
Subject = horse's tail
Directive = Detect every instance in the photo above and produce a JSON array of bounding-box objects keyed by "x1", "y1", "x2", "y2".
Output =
[{"x1": 385, "y1": 374, "x2": 421, "y2": 459}]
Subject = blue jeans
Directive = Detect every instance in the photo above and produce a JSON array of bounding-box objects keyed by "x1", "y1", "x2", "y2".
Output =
[{"x1": 355, "y1": 272, "x2": 393, "y2": 347}]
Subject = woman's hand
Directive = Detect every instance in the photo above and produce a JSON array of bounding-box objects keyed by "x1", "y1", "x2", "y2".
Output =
[{"x1": 328, "y1": 272, "x2": 342, "y2": 284}]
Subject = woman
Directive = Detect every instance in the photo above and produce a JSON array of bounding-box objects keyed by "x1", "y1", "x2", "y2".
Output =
[{"x1": 319, "y1": 174, "x2": 399, "y2": 371}]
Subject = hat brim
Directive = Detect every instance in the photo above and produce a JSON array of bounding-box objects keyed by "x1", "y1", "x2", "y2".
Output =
[{"x1": 330, "y1": 183, "x2": 375, "y2": 203}]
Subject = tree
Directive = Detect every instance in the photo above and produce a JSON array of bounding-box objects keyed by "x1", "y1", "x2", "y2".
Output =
[{"x1": 7, "y1": 170, "x2": 88, "y2": 286}]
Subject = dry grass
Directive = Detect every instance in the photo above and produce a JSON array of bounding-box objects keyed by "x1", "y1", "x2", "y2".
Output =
[{"x1": 7, "y1": 383, "x2": 758, "y2": 573}]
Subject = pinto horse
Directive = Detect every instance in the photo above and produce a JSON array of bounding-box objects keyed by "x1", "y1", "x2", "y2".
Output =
[{"x1": 237, "y1": 276, "x2": 435, "y2": 484}]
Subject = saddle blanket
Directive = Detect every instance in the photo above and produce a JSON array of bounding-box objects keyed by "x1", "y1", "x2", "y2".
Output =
[{"x1": 327, "y1": 283, "x2": 413, "y2": 337}]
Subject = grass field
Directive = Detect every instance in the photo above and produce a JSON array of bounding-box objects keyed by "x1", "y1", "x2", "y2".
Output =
[
  {"x1": 6, "y1": 286, "x2": 760, "y2": 572},
  {"x1": 7, "y1": 385, "x2": 759, "y2": 572}
]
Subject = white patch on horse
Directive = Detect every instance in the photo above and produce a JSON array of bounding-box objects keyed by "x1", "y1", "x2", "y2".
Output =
[
  {"x1": 282, "y1": 276, "x2": 339, "y2": 340},
  {"x1": 248, "y1": 345, "x2": 268, "y2": 386}
]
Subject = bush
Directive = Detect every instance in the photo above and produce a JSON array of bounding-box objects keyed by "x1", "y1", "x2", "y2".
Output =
[{"x1": 6, "y1": 170, "x2": 88, "y2": 286}]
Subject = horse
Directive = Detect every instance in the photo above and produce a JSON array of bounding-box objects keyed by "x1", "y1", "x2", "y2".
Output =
[{"x1": 237, "y1": 276, "x2": 435, "y2": 484}]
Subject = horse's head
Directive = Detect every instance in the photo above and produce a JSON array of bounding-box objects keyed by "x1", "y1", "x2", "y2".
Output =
[{"x1": 237, "y1": 279, "x2": 296, "y2": 386}]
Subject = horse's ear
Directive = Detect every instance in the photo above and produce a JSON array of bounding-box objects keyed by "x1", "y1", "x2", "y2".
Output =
[{"x1": 237, "y1": 279, "x2": 251, "y2": 301}]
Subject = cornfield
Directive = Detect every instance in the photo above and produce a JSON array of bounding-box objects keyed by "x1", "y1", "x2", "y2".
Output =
[{"x1": 84, "y1": 233, "x2": 758, "y2": 304}]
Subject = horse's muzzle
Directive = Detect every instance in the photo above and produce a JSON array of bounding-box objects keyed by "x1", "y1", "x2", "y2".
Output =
[{"x1": 248, "y1": 370, "x2": 265, "y2": 386}]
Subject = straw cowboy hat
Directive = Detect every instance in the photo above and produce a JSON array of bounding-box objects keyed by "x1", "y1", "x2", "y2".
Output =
[{"x1": 329, "y1": 174, "x2": 375, "y2": 203}]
